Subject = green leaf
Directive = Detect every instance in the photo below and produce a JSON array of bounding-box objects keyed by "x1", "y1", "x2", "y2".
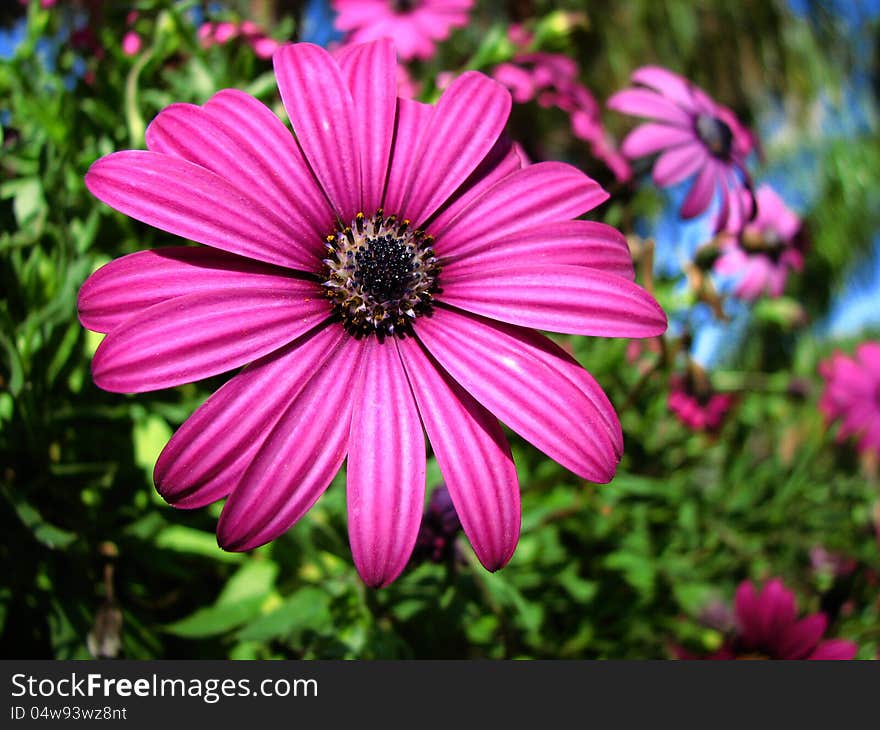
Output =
[
  {"x1": 237, "y1": 587, "x2": 331, "y2": 642},
  {"x1": 164, "y1": 596, "x2": 265, "y2": 638},
  {"x1": 217, "y1": 561, "x2": 279, "y2": 606},
  {"x1": 154, "y1": 525, "x2": 243, "y2": 564}
]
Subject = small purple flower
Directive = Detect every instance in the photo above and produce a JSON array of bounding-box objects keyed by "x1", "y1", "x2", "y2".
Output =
[
  {"x1": 78, "y1": 41, "x2": 666, "y2": 587},
  {"x1": 714, "y1": 184, "x2": 805, "y2": 301},
  {"x1": 412, "y1": 484, "x2": 461, "y2": 564},
  {"x1": 819, "y1": 341, "x2": 880, "y2": 457},
  {"x1": 667, "y1": 372, "x2": 734, "y2": 432},
  {"x1": 682, "y1": 578, "x2": 858, "y2": 660},
  {"x1": 608, "y1": 66, "x2": 756, "y2": 232},
  {"x1": 331, "y1": 0, "x2": 474, "y2": 61}
]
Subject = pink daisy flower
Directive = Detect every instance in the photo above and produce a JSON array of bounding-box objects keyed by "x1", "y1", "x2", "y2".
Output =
[
  {"x1": 78, "y1": 40, "x2": 666, "y2": 588},
  {"x1": 331, "y1": 0, "x2": 473, "y2": 61},
  {"x1": 608, "y1": 66, "x2": 756, "y2": 232},
  {"x1": 682, "y1": 578, "x2": 858, "y2": 660},
  {"x1": 714, "y1": 184, "x2": 804, "y2": 301},
  {"x1": 819, "y1": 342, "x2": 880, "y2": 457},
  {"x1": 667, "y1": 372, "x2": 733, "y2": 432}
]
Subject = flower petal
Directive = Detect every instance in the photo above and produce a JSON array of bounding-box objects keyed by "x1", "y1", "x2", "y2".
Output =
[
  {"x1": 86, "y1": 151, "x2": 316, "y2": 271},
  {"x1": 383, "y1": 98, "x2": 433, "y2": 214},
  {"x1": 440, "y1": 264, "x2": 666, "y2": 337},
  {"x1": 433, "y1": 162, "x2": 608, "y2": 258},
  {"x1": 154, "y1": 325, "x2": 344, "y2": 509},
  {"x1": 630, "y1": 66, "x2": 698, "y2": 111},
  {"x1": 775, "y1": 614, "x2": 827, "y2": 659},
  {"x1": 92, "y1": 283, "x2": 330, "y2": 392},
  {"x1": 78, "y1": 247, "x2": 297, "y2": 334},
  {"x1": 415, "y1": 308, "x2": 622, "y2": 481},
  {"x1": 401, "y1": 71, "x2": 512, "y2": 225},
  {"x1": 621, "y1": 122, "x2": 694, "y2": 158},
  {"x1": 203, "y1": 89, "x2": 337, "y2": 236},
  {"x1": 274, "y1": 43, "x2": 362, "y2": 218},
  {"x1": 347, "y1": 339, "x2": 425, "y2": 588},
  {"x1": 399, "y1": 338, "x2": 520, "y2": 571},
  {"x1": 217, "y1": 331, "x2": 365, "y2": 551},
  {"x1": 335, "y1": 39, "x2": 397, "y2": 215},
  {"x1": 607, "y1": 88, "x2": 694, "y2": 127},
  {"x1": 652, "y1": 143, "x2": 707, "y2": 187},
  {"x1": 426, "y1": 135, "x2": 520, "y2": 233},
  {"x1": 145, "y1": 101, "x2": 327, "y2": 249},
  {"x1": 679, "y1": 160, "x2": 717, "y2": 219},
  {"x1": 441, "y1": 221, "x2": 634, "y2": 281},
  {"x1": 809, "y1": 639, "x2": 858, "y2": 660}
]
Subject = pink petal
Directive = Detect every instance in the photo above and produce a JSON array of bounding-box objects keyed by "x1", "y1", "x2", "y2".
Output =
[
  {"x1": 756, "y1": 578, "x2": 797, "y2": 647},
  {"x1": 86, "y1": 151, "x2": 316, "y2": 271},
  {"x1": 433, "y1": 162, "x2": 608, "y2": 258},
  {"x1": 679, "y1": 161, "x2": 717, "y2": 219},
  {"x1": 347, "y1": 340, "x2": 425, "y2": 588},
  {"x1": 274, "y1": 43, "x2": 361, "y2": 219},
  {"x1": 630, "y1": 66, "x2": 698, "y2": 111},
  {"x1": 217, "y1": 331, "x2": 365, "y2": 551},
  {"x1": 335, "y1": 39, "x2": 397, "y2": 215},
  {"x1": 92, "y1": 283, "x2": 330, "y2": 392},
  {"x1": 401, "y1": 71, "x2": 512, "y2": 225},
  {"x1": 145, "y1": 102, "x2": 326, "y2": 248},
  {"x1": 78, "y1": 247, "x2": 295, "y2": 334},
  {"x1": 383, "y1": 98, "x2": 433, "y2": 215},
  {"x1": 734, "y1": 580, "x2": 762, "y2": 644},
  {"x1": 398, "y1": 337, "x2": 520, "y2": 571},
  {"x1": 808, "y1": 639, "x2": 858, "y2": 660},
  {"x1": 202, "y1": 89, "x2": 337, "y2": 237},
  {"x1": 440, "y1": 264, "x2": 666, "y2": 337},
  {"x1": 427, "y1": 135, "x2": 521, "y2": 233},
  {"x1": 607, "y1": 88, "x2": 694, "y2": 127},
  {"x1": 154, "y1": 325, "x2": 344, "y2": 509},
  {"x1": 415, "y1": 308, "x2": 623, "y2": 482},
  {"x1": 775, "y1": 614, "x2": 827, "y2": 659},
  {"x1": 441, "y1": 221, "x2": 635, "y2": 281},
  {"x1": 621, "y1": 122, "x2": 695, "y2": 158},
  {"x1": 652, "y1": 143, "x2": 706, "y2": 187}
]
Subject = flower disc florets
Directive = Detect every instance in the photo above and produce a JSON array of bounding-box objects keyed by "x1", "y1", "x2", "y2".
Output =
[
  {"x1": 695, "y1": 113, "x2": 733, "y2": 159},
  {"x1": 323, "y1": 210, "x2": 441, "y2": 339}
]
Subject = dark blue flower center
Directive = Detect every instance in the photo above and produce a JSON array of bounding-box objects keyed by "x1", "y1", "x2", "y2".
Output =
[
  {"x1": 696, "y1": 114, "x2": 734, "y2": 159},
  {"x1": 353, "y1": 235, "x2": 415, "y2": 303}
]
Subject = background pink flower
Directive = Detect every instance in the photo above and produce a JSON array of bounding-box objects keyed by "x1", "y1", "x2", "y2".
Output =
[
  {"x1": 332, "y1": 0, "x2": 473, "y2": 60},
  {"x1": 608, "y1": 65, "x2": 756, "y2": 232},
  {"x1": 819, "y1": 342, "x2": 880, "y2": 456},
  {"x1": 714, "y1": 184, "x2": 805, "y2": 300},
  {"x1": 78, "y1": 40, "x2": 665, "y2": 588},
  {"x1": 681, "y1": 578, "x2": 858, "y2": 659},
  {"x1": 667, "y1": 372, "x2": 734, "y2": 432}
]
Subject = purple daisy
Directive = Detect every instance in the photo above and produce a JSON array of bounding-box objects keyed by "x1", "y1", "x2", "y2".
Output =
[
  {"x1": 78, "y1": 40, "x2": 666, "y2": 587},
  {"x1": 713, "y1": 184, "x2": 805, "y2": 301},
  {"x1": 331, "y1": 0, "x2": 473, "y2": 61},
  {"x1": 608, "y1": 65, "x2": 756, "y2": 232},
  {"x1": 692, "y1": 579, "x2": 858, "y2": 660},
  {"x1": 667, "y1": 371, "x2": 733, "y2": 433},
  {"x1": 819, "y1": 342, "x2": 880, "y2": 457}
]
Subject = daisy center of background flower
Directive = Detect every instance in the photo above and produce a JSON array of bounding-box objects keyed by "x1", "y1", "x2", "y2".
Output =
[
  {"x1": 696, "y1": 113, "x2": 734, "y2": 158},
  {"x1": 323, "y1": 210, "x2": 441, "y2": 339},
  {"x1": 392, "y1": 0, "x2": 418, "y2": 13},
  {"x1": 742, "y1": 227, "x2": 784, "y2": 261}
]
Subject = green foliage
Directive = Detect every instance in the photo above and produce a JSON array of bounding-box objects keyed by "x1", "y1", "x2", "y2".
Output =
[{"x1": 1, "y1": 0, "x2": 878, "y2": 660}]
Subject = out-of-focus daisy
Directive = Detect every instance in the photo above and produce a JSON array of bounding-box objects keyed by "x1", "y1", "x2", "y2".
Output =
[
  {"x1": 819, "y1": 342, "x2": 880, "y2": 457},
  {"x1": 331, "y1": 0, "x2": 473, "y2": 60},
  {"x1": 714, "y1": 184, "x2": 804, "y2": 300},
  {"x1": 609, "y1": 66, "x2": 756, "y2": 232}
]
